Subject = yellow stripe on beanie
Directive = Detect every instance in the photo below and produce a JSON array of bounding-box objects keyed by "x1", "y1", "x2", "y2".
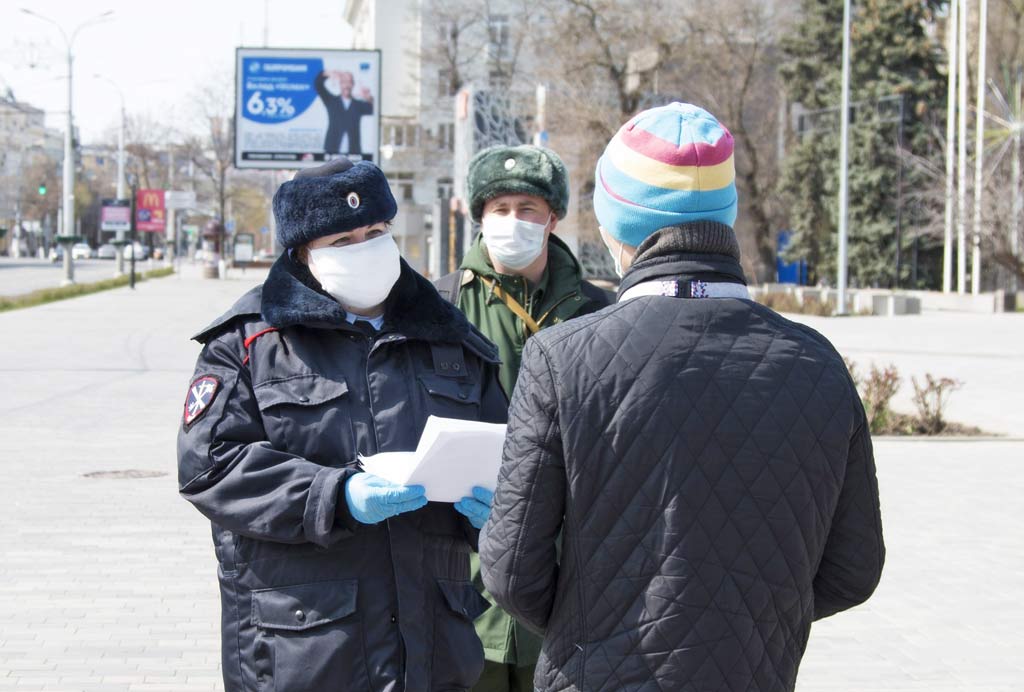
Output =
[{"x1": 605, "y1": 135, "x2": 736, "y2": 192}]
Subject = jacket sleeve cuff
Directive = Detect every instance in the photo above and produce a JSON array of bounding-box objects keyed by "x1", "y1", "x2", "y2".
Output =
[{"x1": 303, "y1": 465, "x2": 358, "y2": 547}]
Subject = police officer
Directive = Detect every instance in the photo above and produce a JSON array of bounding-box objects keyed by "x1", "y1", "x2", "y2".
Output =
[{"x1": 177, "y1": 159, "x2": 506, "y2": 691}]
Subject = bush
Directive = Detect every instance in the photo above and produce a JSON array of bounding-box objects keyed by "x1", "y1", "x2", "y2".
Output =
[
  {"x1": 843, "y1": 356, "x2": 862, "y2": 390},
  {"x1": 911, "y1": 374, "x2": 963, "y2": 435},
  {"x1": 0, "y1": 266, "x2": 176, "y2": 313},
  {"x1": 756, "y1": 292, "x2": 836, "y2": 316},
  {"x1": 862, "y1": 363, "x2": 901, "y2": 434}
]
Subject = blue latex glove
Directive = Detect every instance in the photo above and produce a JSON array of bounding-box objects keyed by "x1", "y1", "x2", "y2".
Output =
[
  {"x1": 454, "y1": 486, "x2": 494, "y2": 530},
  {"x1": 344, "y1": 473, "x2": 428, "y2": 525}
]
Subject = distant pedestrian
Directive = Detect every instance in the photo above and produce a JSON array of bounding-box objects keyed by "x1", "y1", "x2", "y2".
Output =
[
  {"x1": 178, "y1": 158, "x2": 505, "y2": 691},
  {"x1": 479, "y1": 102, "x2": 885, "y2": 691}
]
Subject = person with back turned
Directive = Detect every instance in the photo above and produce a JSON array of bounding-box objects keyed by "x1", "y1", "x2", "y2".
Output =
[{"x1": 479, "y1": 103, "x2": 885, "y2": 692}]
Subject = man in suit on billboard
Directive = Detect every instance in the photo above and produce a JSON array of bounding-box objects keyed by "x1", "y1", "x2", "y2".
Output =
[{"x1": 315, "y1": 70, "x2": 374, "y2": 156}]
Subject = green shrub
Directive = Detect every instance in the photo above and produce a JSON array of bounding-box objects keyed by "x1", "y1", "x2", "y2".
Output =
[{"x1": 0, "y1": 266, "x2": 176, "y2": 313}]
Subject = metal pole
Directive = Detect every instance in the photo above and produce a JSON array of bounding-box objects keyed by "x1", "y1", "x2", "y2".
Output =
[
  {"x1": 836, "y1": 0, "x2": 852, "y2": 315},
  {"x1": 895, "y1": 95, "x2": 905, "y2": 288},
  {"x1": 971, "y1": 0, "x2": 988, "y2": 295},
  {"x1": 116, "y1": 99, "x2": 126, "y2": 201},
  {"x1": 1012, "y1": 67, "x2": 1022, "y2": 295},
  {"x1": 63, "y1": 44, "x2": 75, "y2": 243},
  {"x1": 264, "y1": 0, "x2": 270, "y2": 47},
  {"x1": 130, "y1": 180, "x2": 137, "y2": 289},
  {"x1": 944, "y1": 0, "x2": 958, "y2": 293},
  {"x1": 957, "y1": 0, "x2": 969, "y2": 293}
]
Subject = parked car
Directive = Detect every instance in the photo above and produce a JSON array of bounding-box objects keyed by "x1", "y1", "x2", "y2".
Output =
[
  {"x1": 123, "y1": 243, "x2": 149, "y2": 260},
  {"x1": 71, "y1": 243, "x2": 93, "y2": 260},
  {"x1": 97, "y1": 244, "x2": 117, "y2": 259},
  {"x1": 48, "y1": 246, "x2": 63, "y2": 263}
]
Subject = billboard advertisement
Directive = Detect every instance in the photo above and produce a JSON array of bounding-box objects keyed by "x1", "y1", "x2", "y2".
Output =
[
  {"x1": 100, "y1": 199, "x2": 131, "y2": 232},
  {"x1": 235, "y1": 47, "x2": 381, "y2": 169},
  {"x1": 136, "y1": 189, "x2": 166, "y2": 232}
]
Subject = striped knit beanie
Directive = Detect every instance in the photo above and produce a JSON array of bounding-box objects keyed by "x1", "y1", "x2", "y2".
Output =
[{"x1": 593, "y1": 102, "x2": 738, "y2": 248}]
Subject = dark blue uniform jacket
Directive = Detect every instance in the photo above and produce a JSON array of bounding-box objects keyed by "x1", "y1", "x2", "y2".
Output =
[{"x1": 178, "y1": 252, "x2": 506, "y2": 691}]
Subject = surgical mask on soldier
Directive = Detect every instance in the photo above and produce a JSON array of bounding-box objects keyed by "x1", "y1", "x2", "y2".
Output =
[
  {"x1": 308, "y1": 234, "x2": 401, "y2": 312},
  {"x1": 481, "y1": 214, "x2": 550, "y2": 270}
]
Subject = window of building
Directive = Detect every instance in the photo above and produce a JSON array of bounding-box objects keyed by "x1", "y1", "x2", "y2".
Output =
[
  {"x1": 383, "y1": 123, "x2": 420, "y2": 149},
  {"x1": 391, "y1": 172, "x2": 415, "y2": 203},
  {"x1": 438, "y1": 68, "x2": 458, "y2": 98},
  {"x1": 488, "y1": 14, "x2": 510, "y2": 62},
  {"x1": 488, "y1": 69, "x2": 512, "y2": 90},
  {"x1": 436, "y1": 123, "x2": 455, "y2": 152},
  {"x1": 437, "y1": 177, "x2": 453, "y2": 201}
]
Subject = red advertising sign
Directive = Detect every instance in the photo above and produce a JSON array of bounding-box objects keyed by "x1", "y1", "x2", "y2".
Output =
[{"x1": 136, "y1": 189, "x2": 166, "y2": 232}]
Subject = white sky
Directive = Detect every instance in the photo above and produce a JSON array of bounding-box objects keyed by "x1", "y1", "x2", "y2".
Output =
[{"x1": 0, "y1": 0, "x2": 353, "y2": 143}]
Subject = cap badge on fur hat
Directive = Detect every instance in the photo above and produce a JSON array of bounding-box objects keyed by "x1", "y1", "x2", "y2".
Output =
[
  {"x1": 504, "y1": 158, "x2": 516, "y2": 170},
  {"x1": 593, "y1": 102, "x2": 738, "y2": 248},
  {"x1": 347, "y1": 192, "x2": 361, "y2": 209}
]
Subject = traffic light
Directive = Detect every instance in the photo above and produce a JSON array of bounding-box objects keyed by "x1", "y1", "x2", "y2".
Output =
[{"x1": 38, "y1": 182, "x2": 47, "y2": 196}]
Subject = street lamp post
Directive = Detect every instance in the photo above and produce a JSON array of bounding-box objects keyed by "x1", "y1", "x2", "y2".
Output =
[
  {"x1": 20, "y1": 8, "x2": 113, "y2": 283},
  {"x1": 129, "y1": 175, "x2": 138, "y2": 290}
]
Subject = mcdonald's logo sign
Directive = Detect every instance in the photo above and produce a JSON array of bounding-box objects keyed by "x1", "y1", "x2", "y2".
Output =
[{"x1": 136, "y1": 189, "x2": 166, "y2": 232}]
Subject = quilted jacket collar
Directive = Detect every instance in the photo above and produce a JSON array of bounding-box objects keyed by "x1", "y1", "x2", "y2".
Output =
[
  {"x1": 617, "y1": 225, "x2": 748, "y2": 301},
  {"x1": 261, "y1": 249, "x2": 474, "y2": 344}
]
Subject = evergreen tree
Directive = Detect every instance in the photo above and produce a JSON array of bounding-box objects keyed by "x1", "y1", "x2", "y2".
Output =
[{"x1": 779, "y1": 0, "x2": 945, "y2": 287}]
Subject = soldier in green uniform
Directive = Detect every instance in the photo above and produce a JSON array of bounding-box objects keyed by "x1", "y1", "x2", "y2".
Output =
[{"x1": 435, "y1": 144, "x2": 611, "y2": 691}]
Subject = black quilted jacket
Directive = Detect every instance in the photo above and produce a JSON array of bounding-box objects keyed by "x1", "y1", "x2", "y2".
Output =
[{"x1": 479, "y1": 237, "x2": 884, "y2": 692}]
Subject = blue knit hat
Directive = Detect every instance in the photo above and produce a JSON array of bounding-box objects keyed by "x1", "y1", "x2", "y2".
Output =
[
  {"x1": 593, "y1": 102, "x2": 738, "y2": 248},
  {"x1": 273, "y1": 159, "x2": 397, "y2": 249}
]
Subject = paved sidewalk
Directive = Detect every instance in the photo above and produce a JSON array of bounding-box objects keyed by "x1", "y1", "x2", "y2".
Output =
[{"x1": 0, "y1": 270, "x2": 1021, "y2": 690}]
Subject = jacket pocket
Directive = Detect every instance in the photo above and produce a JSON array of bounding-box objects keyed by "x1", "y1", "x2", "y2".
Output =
[
  {"x1": 253, "y1": 374, "x2": 355, "y2": 464},
  {"x1": 254, "y1": 373, "x2": 349, "y2": 410},
  {"x1": 419, "y1": 374, "x2": 482, "y2": 419},
  {"x1": 432, "y1": 579, "x2": 488, "y2": 687},
  {"x1": 251, "y1": 579, "x2": 370, "y2": 691}
]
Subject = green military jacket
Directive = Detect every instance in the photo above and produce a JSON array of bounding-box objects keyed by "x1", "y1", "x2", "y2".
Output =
[{"x1": 450, "y1": 233, "x2": 611, "y2": 665}]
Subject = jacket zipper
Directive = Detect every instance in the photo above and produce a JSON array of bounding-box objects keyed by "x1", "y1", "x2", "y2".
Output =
[{"x1": 363, "y1": 332, "x2": 406, "y2": 682}]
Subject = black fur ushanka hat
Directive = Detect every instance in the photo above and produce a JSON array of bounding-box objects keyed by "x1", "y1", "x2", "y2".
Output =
[{"x1": 272, "y1": 158, "x2": 398, "y2": 249}]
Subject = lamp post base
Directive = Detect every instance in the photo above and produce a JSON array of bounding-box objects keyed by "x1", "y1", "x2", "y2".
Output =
[
  {"x1": 56, "y1": 235, "x2": 81, "y2": 286},
  {"x1": 111, "y1": 239, "x2": 129, "y2": 277}
]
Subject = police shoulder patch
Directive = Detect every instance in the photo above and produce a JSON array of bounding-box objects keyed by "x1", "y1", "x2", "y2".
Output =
[{"x1": 183, "y1": 375, "x2": 222, "y2": 426}]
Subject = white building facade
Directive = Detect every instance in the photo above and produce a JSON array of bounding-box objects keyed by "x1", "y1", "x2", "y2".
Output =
[{"x1": 343, "y1": 0, "x2": 560, "y2": 277}]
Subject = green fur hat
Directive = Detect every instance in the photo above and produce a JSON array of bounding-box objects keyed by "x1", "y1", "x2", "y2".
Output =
[{"x1": 467, "y1": 144, "x2": 570, "y2": 222}]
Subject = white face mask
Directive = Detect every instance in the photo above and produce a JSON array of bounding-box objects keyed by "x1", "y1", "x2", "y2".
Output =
[
  {"x1": 481, "y1": 213, "x2": 550, "y2": 270},
  {"x1": 308, "y1": 234, "x2": 401, "y2": 312},
  {"x1": 601, "y1": 233, "x2": 627, "y2": 279}
]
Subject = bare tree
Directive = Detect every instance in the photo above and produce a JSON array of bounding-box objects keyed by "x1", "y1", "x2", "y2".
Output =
[
  {"x1": 124, "y1": 113, "x2": 175, "y2": 190},
  {"x1": 421, "y1": 0, "x2": 489, "y2": 98},
  {"x1": 672, "y1": 1, "x2": 794, "y2": 282},
  {"x1": 179, "y1": 73, "x2": 236, "y2": 224}
]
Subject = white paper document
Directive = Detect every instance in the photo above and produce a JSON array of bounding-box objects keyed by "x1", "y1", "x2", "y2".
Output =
[{"x1": 358, "y1": 416, "x2": 507, "y2": 503}]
